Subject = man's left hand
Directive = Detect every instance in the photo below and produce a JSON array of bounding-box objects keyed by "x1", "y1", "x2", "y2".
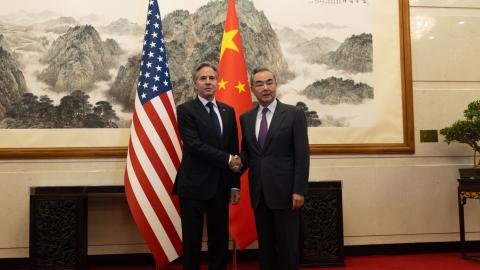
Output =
[{"x1": 292, "y1": 193, "x2": 304, "y2": 210}]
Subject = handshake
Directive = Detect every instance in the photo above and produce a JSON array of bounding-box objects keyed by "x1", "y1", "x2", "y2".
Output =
[{"x1": 228, "y1": 155, "x2": 243, "y2": 173}]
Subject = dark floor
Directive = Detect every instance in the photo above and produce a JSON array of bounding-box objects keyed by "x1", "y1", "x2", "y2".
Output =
[
  {"x1": 88, "y1": 253, "x2": 479, "y2": 270},
  {"x1": 9, "y1": 253, "x2": 480, "y2": 270}
]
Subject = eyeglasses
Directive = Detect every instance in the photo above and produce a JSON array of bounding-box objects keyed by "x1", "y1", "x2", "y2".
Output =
[{"x1": 254, "y1": 79, "x2": 275, "y2": 89}]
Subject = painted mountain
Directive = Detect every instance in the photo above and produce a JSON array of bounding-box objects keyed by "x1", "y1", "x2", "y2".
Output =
[
  {"x1": 0, "y1": 0, "x2": 374, "y2": 128},
  {"x1": 0, "y1": 47, "x2": 27, "y2": 120},
  {"x1": 38, "y1": 25, "x2": 122, "y2": 92},
  {"x1": 109, "y1": 0, "x2": 293, "y2": 110}
]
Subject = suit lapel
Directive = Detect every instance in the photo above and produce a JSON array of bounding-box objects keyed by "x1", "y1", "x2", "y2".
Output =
[
  {"x1": 218, "y1": 102, "x2": 229, "y2": 141},
  {"x1": 193, "y1": 98, "x2": 220, "y2": 142},
  {"x1": 263, "y1": 101, "x2": 286, "y2": 151},
  {"x1": 246, "y1": 107, "x2": 261, "y2": 153},
  {"x1": 193, "y1": 98, "x2": 210, "y2": 124}
]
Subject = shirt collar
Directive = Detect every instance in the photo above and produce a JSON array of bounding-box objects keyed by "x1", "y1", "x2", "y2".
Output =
[
  {"x1": 259, "y1": 99, "x2": 277, "y2": 114},
  {"x1": 198, "y1": 95, "x2": 218, "y2": 108}
]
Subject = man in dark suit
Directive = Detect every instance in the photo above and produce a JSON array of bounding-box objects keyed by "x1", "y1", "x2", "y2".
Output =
[
  {"x1": 239, "y1": 68, "x2": 309, "y2": 270},
  {"x1": 174, "y1": 62, "x2": 242, "y2": 270}
]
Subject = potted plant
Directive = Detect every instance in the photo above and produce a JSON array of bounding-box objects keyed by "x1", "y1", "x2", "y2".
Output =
[{"x1": 440, "y1": 100, "x2": 480, "y2": 178}]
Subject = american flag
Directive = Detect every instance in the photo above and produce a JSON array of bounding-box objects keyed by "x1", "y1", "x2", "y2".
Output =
[{"x1": 124, "y1": 0, "x2": 182, "y2": 267}]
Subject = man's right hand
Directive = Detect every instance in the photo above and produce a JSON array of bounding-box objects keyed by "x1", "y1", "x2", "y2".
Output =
[{"x1": 229, "y1": 155, "x2": 242, "y2": 173}]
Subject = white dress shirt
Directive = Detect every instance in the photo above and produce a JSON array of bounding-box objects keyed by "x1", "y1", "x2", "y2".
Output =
[{"x1": 255, "y1": 99, "x2": 277, "y2": 140}]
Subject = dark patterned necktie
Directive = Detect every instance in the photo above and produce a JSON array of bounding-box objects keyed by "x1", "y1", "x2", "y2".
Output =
[
  {"x1": 206, "y1": 102, "x2": 221, "y2": 138},
  {"x1": 258, "y1": 107, "x2": 269, "y2": 149}
]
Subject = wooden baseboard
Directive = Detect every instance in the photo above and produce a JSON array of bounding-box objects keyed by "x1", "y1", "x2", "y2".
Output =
[
  {"x1": 344, "y1": 241, "x2": 480, "y2": 256},
  {"x1": 0, "y1": 258, "x2": 28, "y2": 269}
]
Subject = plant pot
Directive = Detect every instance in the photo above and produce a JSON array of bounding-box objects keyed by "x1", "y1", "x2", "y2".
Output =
[{"x1": 459, "y1": 168, "x2": 480, "y2": 179}]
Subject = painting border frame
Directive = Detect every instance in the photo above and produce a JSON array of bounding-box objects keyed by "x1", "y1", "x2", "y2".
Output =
[
  {"x1": 310, "y1": 0, "x2": 414, "y2": 154},
  {"x1": 0, "y1": 0, "x2": 413, "y2": 158},
  {"x1": 0, "y1": 147, "x2": 126, "y2": 158}
]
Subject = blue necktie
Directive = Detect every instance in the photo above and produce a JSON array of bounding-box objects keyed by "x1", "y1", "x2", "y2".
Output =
[
  {"x1": 206, "y1": 102, "x2": 221, "y2": 138},
  {"x1": 258, "y1": 107, "x2": 268, "y2": 149}
]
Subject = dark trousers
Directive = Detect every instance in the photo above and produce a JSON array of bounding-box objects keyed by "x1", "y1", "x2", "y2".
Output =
[
  {"x1": 254, "y1": 193, "x2": 300, "y2": 270},
  {"x1": 179, "y1": 182, "x2": 229, "y2": 270}
]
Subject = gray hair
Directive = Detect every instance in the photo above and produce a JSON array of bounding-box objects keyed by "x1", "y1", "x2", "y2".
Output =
[
  {"x1": 193, "y1": 62, "x2": 218, "y2": 82},
  {"x1": 250, "y1": 67, "x2": 276, "y2": 88}
]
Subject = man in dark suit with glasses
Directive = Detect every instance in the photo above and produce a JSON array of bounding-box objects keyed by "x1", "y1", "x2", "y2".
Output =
[{"x1": 239, "y1": 67, "x2": 310, "y2": 270}]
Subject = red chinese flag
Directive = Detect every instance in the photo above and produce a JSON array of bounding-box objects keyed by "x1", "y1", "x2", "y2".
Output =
[{"x1": 216, "y1": 0, "x2": 257, "y2": 249}]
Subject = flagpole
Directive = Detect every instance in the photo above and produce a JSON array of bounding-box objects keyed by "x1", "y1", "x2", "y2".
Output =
[{"x1": 232, "y1": 239, "x2": 237, "y2": 270}]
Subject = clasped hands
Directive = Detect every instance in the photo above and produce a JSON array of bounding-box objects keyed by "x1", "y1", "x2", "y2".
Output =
[{"x1": 228, "y1": 155, "x2": 243, "y2": 173}]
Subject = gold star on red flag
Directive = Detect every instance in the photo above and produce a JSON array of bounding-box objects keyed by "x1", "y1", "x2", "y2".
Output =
[
  {"x1": 220, "y1": 29, "x2": 239, "y2": 60},
  {"x1": 218, "y1": 78, "x2": 228, "y2": 90},
  {"x1": 234, "y1": 81, "x2": 246, "y2": 93}
]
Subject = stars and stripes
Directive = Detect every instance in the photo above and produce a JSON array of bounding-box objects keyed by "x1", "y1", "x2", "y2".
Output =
[{"x1": 124, "y1": 0, "x2": 182, "y2": 268}]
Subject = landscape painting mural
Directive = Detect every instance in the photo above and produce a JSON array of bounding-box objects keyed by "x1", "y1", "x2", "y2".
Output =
[
  {"x1": 0, "y1": 0, "x2": 414, "y2": 156},
  {"x1": 0, "y1": 0, "x2": 145, "y2": 129},
  {"x1": 0, "y1": 0, "x2": 373, "y2": 129}
]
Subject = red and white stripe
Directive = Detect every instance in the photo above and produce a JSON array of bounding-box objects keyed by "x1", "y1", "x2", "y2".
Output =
[{"x1": 125, "y1": 90, "x2": 183, "y2": 266}]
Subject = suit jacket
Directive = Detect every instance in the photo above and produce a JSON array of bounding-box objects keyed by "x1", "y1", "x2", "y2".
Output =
[
  {"x1": 240, "y1": 100, "x2": 309, "y2": 209},
  {"x1": 173, "y1": 97, "x2": 240, "y2": 200}
]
